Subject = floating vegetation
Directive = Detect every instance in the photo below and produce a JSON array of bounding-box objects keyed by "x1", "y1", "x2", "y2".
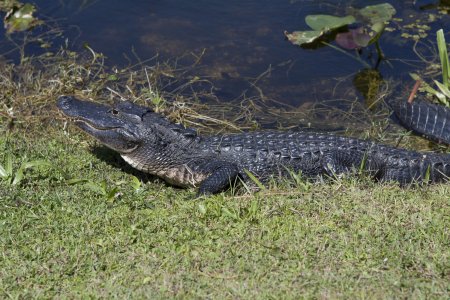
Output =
[
  {"x1": 387, "y1": 7, "x2": 448, "y2": 42},
  {"x1": 2, "y1": 2, "x2": 42, "y2": 34},
  {"x1": 284, "y1": 3, "x2": 396, "y2": 51}
]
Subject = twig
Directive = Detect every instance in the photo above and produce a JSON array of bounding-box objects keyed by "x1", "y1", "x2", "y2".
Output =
[{"x1": 408, "y1": 80, "x2": 421, "y2": 103}]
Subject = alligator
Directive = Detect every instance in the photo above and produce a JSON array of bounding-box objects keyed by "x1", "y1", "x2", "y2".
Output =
[{"x1": 57, "y1": 95, "x2": 450, "y2": 195}]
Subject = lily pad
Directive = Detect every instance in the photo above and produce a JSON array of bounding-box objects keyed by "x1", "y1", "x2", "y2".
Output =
[
  {"x1": 4, "y1": 3, "x2": 42, "y2": 34},
  {"x1": 285, "y1": 2, "x2": 395, "y2": 49},
  {"x1": 335, "y1": 27, "x2": 371, "y2": 50},
  {"x1": 305, "y1": 15, "x2": 356, "y2": 31},
  {"x1": 358, "y1": 3, "x2": 396, "y2": 24},
  {"x1": 284, "y1": 30, "x2": 323, "y2": 46}
]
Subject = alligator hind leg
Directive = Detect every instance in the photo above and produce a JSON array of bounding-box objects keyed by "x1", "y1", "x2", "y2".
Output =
[
  {"x1": 322, "y1": 149, "x2": 391, "y2": 181},
  {"x1": 197, "y1": 163, "x2": 240, "y2": 196},
  {"x1": 322, "y1": 149, "x2": 365, "y2": 177}
]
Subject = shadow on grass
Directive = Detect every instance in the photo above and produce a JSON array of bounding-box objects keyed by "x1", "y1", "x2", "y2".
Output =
[{"x1": 91, "y1": 145, "x2": 161, "y2": 184}]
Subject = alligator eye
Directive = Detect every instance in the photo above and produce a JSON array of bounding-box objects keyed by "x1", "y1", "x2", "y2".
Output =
[{"x1": 127, "y1": 141, "x2": 137, "y2": 149}]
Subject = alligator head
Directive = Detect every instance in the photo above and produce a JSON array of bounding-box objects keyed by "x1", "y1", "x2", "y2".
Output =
[
  {"x1": 57, "y1": 95, "x2": 150, "y2": 153},
  {"x1": 57, "y1": 96, "x2": 199, "y2": 174}
]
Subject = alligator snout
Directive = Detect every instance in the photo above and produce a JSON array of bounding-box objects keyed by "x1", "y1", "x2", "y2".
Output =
[{"x1": 57, "y1": 95, "x2": 74, "y2": 111}]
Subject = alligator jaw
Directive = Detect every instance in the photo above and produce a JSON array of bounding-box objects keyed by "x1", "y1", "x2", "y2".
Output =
[
  {"x1": 74, "y1": 118, "x2": 119, "y2": 132},
  {"x1": 72, "y1": 120, "x2": 138, "y2": 153}
]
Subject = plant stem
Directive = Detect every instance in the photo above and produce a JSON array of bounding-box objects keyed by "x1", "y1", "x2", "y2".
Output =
[{"x1": 321, "y1": 41, "x2": 371, "y2": 68}]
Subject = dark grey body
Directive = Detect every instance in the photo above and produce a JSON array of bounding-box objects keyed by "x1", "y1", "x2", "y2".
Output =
[{"x1": 57, "y1": 96, "x2": 450, "y2": 195}]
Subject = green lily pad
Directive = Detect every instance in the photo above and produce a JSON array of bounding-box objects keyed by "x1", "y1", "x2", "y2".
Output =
[
  {"x1": 371, "y1": 22, "x2": 386, "y2": 34},
  {"x1": 305, "y1": 15, "x2": 356, "y2": 31},
  {"x1": 358, "y1": 3, "x2": 396, "y2": 24},
  {"x1": 284, "y1": 30, "x2": 323, "y2": 46},
  {"x1": 285, "y1": 2, "x2": 395, "y2": 49},
  {"x1": 4, "y1": 3, "x2": 42, "y2": 34}
]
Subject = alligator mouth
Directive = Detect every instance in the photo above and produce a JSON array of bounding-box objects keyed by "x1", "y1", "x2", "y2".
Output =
[
  {"x1": 74, "y1": 119, "x2": 120, "y2": 131},
  {"x1": 73, "y1": 119, "x2": 139, "y2": 153}
]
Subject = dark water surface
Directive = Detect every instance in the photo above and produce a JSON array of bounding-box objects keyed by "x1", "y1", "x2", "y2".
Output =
[{"x1": 2, "y1": 0, "x2": 450, "y2": 107}]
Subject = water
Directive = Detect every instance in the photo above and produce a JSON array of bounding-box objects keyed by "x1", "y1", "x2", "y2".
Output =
[{"x1": 1, "y1": 0, "x2": 449, "y2": 107}]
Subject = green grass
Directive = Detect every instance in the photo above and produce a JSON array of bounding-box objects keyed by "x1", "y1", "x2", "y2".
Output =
[
  {"x1": 0, "y1": 41, "x2": 448, "y2": 298},
  {"x1": 0, "y1": 128, "x2": 449, "y2": 298}
]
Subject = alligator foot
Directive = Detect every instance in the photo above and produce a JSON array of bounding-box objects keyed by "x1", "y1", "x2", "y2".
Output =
[{"x1": 196, "y1": 163, "x2": 240, "y2": 196}]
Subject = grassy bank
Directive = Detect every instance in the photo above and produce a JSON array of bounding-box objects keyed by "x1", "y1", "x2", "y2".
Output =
[
  {"x1": 0, "y1": 126, "x2": 449, "y2": 298},
  {"x1": 0, "y1": 47, "x2": 449, "y2": 298}
]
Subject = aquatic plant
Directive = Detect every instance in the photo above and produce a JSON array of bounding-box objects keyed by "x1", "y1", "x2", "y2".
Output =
[
  {"x1": 285, "y1": 3, "x2": 396, "y2": 66},
  {"x1": 410, "y1": 29, "x2": 450, "y2": 107},
  {"x1": 2, "y1": 1, "x2": 42, "y2": 33}
]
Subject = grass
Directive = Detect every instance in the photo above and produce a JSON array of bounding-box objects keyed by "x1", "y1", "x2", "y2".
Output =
[
  {"x1": 0, "y1": 125, "x2": 449, "y2": 298},
  {"x1": 0, "y1": 40, "x2": 449, "y2": 298}
]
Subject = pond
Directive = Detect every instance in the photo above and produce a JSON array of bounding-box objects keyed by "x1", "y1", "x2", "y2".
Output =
[{"x1": 1, "y1": 0, "x2": 449, "y2": 109}]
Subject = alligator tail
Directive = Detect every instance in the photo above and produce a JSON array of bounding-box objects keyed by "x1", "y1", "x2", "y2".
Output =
[{"x1": 390, "y1": 98, "x2": 450, "y2": 145}]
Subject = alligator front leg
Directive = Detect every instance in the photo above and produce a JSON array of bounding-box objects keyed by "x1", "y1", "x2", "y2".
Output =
[{"x1": 197, "y1": 162, "x2": 240, "y2": 196}]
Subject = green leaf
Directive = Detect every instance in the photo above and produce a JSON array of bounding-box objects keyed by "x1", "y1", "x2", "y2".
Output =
[
  {"x1": 221, "y1": 207, "x2": 238, "y2": 220},
  {"x1": 368, "y1": 22, "x2": 386, "y2": 45},
  {"x1": 67, "y1": 178, "x2": 89, "y2": 185},
  {"x1": 436, "y1": 29, "x2": 449, "y2": 88},
  {"x1": 434, "y1": 80, "x2": 450, "y2": 99},
  {"x1": 107, "y1": 74, "x2": 118, "y2": 81},
  {"x1": 198, "y1": 204, "x2": 207, "y2": 215},
  {"x1": 4, "y1": 3, "x2": 42, "y2": 34},
  {"x1": 248, "y1": 200, "x2": 259, "y2": 218},
  {"x1": 238, "y1": 177, "x2": 252, "y2": 194},
  {"x1": 358, "y1": 3, "x2": 396, "y2": 25},
  {"x1": 410, "y1": 73, "x2": 449, "y2": 106},
  {"x1": 424, "y1": 165, "x2": 431, "y2": 183},
  {"x1": 409, "y1": 73, "x2": 422, "y2": 82},
  {"x1": 22, "y1": 160, "x2": 50, "y2": 169},
  {"x1": 434, "y1": 91, "x2": 448, "y2": 105},
  {"x1": 0, "y1": 164, "x2": 7, "y2": 178},
  {"x1": 129, "y1": 175, "x2": 141, "y2": 191},
  {"x1": 151, "y1": 96, "x2": 164, "y2": 107},
  {"x1": 12, "y1": 166, "x2": 24, "y2": 185},
  {"x1": 5, "y1": 153, "x2": 13, "y2": 176},
  {"x1": 371, "y1": 22, "x2": 386, "y2": 34},
  {"x1": 305, "y1": 15, "x2": 355, "y2": 31},
  {"x1": 100, "y1": 180, "x2": 107, "y2": 192},
  {"x1": 410, "y1": 73, "x2": 435, "y2": 94},
  {"x1": 243, "y1": 169, "x2": 266, "y2": 190},
  {"x1": 85, "y1": 181, "x2": 107, "y2": 196},
  {"x1": 12, "y1": 160, "x2": 46, "y2": 185},
  {"x1": 106, "y1": 186, "x2": 120, "y2": 200},
  {"x1": 285, "y1": 30, "x2": 323, "y2": 46}
]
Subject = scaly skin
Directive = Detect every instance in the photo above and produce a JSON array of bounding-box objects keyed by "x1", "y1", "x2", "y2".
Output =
[
  {"x1": 390, "y1": 98, "x2": 450, "y2": 144},
  {"x1": 57, "y1": 96, "x2": 450, "y2": 195}
]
